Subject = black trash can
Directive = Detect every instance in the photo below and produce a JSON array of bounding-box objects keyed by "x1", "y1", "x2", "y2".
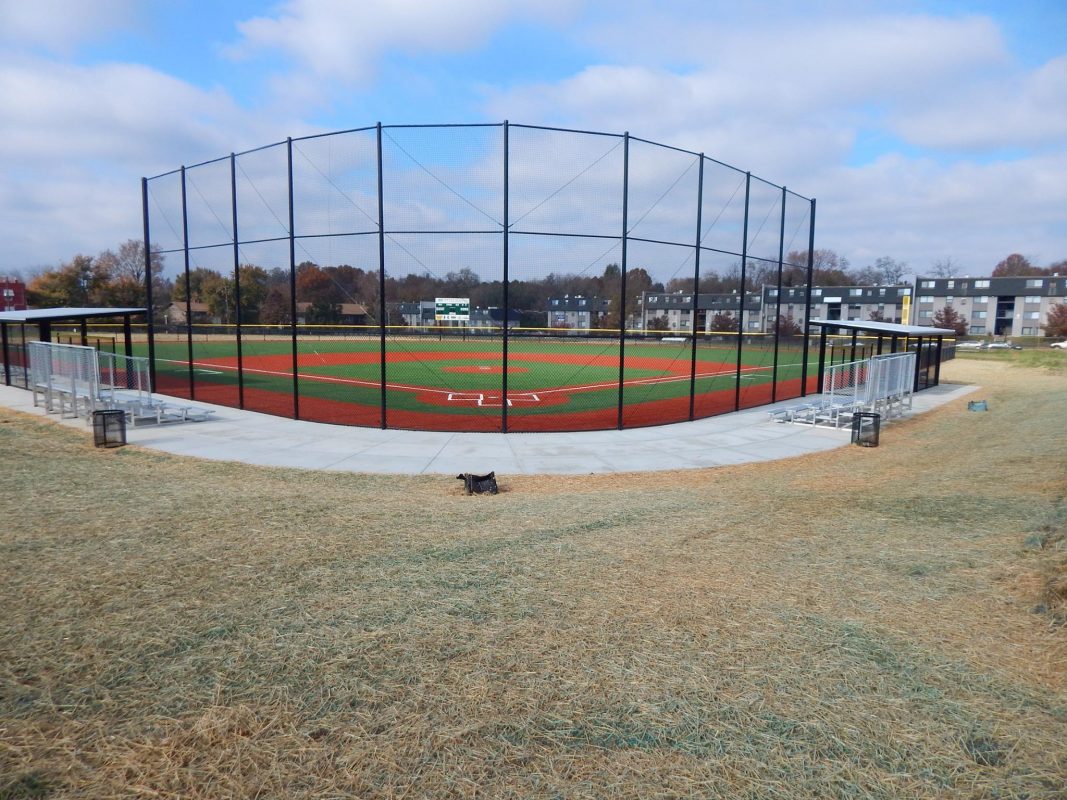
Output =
[
  {"x1": 851, "y1": 412, "x2": 880, "y2": 447},
  {"x1": 92, "y1": 409, "x2": 127, "y2": 448}
]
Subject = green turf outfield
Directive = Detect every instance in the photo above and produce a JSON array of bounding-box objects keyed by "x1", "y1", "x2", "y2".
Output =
[{"x1": 145, "y1": 335, "x2": 820, "y2": 428}]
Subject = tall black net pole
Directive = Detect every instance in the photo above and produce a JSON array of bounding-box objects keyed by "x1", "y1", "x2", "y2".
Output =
[
  {"x1": 376, "y1": 123, "x2": 388, "y2": 429},
  {"x1": 501, "y1": 120, "x2": 510, "y2": 433},
  {"x1": 229, "y1": 153, "x2": 245, "y2": 409},
  {"x1": 1, "y1": 324, "x2": 10, "y2": 386},
  {"x1": 141, "y1": 177, "x2": 157, "y2": 390},
  {"x1": 616, "y1": 132, "x2": 630, "y2": 430},
  {"x1": 287, "y1": 137, "x2": 300, "y2": 419},
  {"x1": 688, "y1": 155, "x2": 704, "y2": 420},
  {"x1": 180, "y1": 166, "x2": 196, "y2": 399},
  {"x1": 770, "y1": 185, "x2": 786, "y2": 402},
  {"x1": 734, "y1": 172, "x2": 751, "y2": 412},
  {"x1": 800, "y1": 198, "x2": 817, "y2": 396}
]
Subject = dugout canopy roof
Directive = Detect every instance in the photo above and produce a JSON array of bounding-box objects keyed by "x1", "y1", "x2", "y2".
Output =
[
  {"x1": 808, "y1": 318, "x2": 956, "y2": 337},
  {"x1": 0, "y1": 307, "x2": 148, "y2": 364},
  {"x1": 0, "y1": 307, "x2": 146, "y2": 323}
]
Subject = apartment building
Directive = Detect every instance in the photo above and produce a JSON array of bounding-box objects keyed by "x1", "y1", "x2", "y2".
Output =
[
  {"x1": 547, "y1": 295, "x2": 610, "y2": 331},
  {"x1": 761, "y1": 285, "x2": 912, "y2": 331},
  {"x1": 640, "y1": 291, "x2": 762, "y2": 333},
  {"x1": 0, "y1": 279, "x2": 26, "y2": 312},
  {"x1": 912, "y1": 275, "x2": 1067, "y2": 336},
  {"x1": 639, "y1": 286, "x2": 911, "y2": 334}
]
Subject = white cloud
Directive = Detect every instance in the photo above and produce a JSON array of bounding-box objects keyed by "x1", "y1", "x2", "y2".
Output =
[
  {"x1": 807, "y1": 152, "x2": 1067, "y2": 271},
  {"x1": 0, "y1": 0, "x2": 136, "y2": 53},
  {"x1": 0, "y1": 54, "x2": 311, "y2": 269},
  {"x1": 482, "y1": 10, "x2": 1066, "y2": 271},
  {"x1": 892, "y1": 54, "x2": 1067, "y2": 150},
  {"x1": 227, "y1": 0, "x2": 577, "y2": 88}
]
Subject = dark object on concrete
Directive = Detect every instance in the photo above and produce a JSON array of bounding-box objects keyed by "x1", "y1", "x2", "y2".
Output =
[
  {"x1": 968, "y1": 400, "x2": 988, "y2": 411},
  {"x1": 92, "y1": 409, "x2": 127, "y2": 448},
  {"x1": 457, "y1": 471, "x2": 498, "y2": 494},
  {"x1": 851, "y1": 412, "x2": 880, "y2": 447}
]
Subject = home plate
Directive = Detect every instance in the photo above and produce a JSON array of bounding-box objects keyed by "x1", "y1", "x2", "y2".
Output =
[{"x1": 447, "y1": 392, "x2": 541, "y2": 407}]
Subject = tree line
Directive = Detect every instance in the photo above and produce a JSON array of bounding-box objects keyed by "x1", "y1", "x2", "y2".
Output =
[{"x1": 21, "y1": 242, "x2": 1066, "y2": 335}]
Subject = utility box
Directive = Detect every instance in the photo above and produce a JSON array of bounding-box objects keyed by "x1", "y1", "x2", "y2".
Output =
[{"x1": 92, "y1": 409, "x2": 127, "y2": 448}]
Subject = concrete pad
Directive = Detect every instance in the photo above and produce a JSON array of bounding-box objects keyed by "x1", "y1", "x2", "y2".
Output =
[{"x1": 0, "y1": 381, "x2": 978, "y2": 476}]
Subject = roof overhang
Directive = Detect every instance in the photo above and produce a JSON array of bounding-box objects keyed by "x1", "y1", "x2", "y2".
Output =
[
  {"x1": 808, "y1": 318, "x2": 955, "y2": 337},
  {"x1": 0, "y1": 307, "x2": 147, "y2": 324}
]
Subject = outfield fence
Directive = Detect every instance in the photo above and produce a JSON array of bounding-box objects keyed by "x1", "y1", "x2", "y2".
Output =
[{"x1": 143, "y1": 121, "x2": 829, "y2": 432}]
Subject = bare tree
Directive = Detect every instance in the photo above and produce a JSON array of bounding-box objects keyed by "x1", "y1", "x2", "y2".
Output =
[{"x1": 929, "y1": 258, "x2": 958, "y2": 278}]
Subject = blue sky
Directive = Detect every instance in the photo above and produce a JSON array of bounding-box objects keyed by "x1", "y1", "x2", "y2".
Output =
[{"x1": 1, "y1": 0, "x2": 1065, "y2": 278}]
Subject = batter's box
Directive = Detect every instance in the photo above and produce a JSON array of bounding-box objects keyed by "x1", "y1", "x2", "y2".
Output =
[{"x1": 447, "y1": 392, "x2": 541, "y2": 407}]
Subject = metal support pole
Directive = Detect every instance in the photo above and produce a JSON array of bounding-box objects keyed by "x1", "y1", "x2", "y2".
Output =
[
  {"x1": 1, "y1": 323, "x2": 10, "y2": 386},
  {"x1": 79, "y1": 319, "x2": 88, "y2": 347},
  {"x1": 616, "y1": 132, "x2": 630, "y2": 430},
  {"x1": 123, "y1": 317, "x2": 133, "y2": 359},
  {"x1": 876, "y1": 334, "x2": 884, "y2": 356},
  {"x1": 376, "y1": 123, "x2": 388, "y2": 429},
  {"x1": 501, "y1": 121, "x2": 510, "y2": 433},
  {"x1": 734, "y1": 172, "x2": 751, "y2": 411},
  {"x1": 913, "y1": 336, "x2": 923, "y2": 391},
  {"x1": 817, "y1": 326, "x2": 827, "y2": 390},
  {"x1": 771, "y1": 185, "x2": 786, "y2": 401},
  {"x1": 800, "y1": 198, "x2": 816, "y2": 396},
  {"x1": 230, "y1": 154, "x2": 245, "y2": 409},
  {"x1": 689, "y1": 155, "x2": 704, "y2": 420},
  {"x1": 180, "y1": 166, "x2": 195, "y2": 398},
  {"x1": 40, "y1": 321, "x2": 51, "y2": 343},
  {"x1": 141, "y1": 177, "x2": 157, "y2": 389},
  {"x1": 933, "y1": 336, "x2": 943, "y2": 386},
  {"x1": 287, "y1": 138, "x2": 300, "y2": 419},
  {"x1": 850, "y1": 329, "x2": 858, "y2": 362}
]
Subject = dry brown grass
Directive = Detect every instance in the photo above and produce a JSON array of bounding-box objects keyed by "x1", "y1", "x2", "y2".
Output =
[{"x1": 1, "y1": 358, "x2": 1065, "y2": 798}]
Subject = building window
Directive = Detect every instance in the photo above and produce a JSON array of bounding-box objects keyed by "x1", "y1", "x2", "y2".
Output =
[
  {"x1": 975, "y1": 279, "x2": 990, "y2": 288},
  {"x1": 946, "y1": 296, "x2": 953, "y2": 303},
  {"x1": 947, "y1": 280, "x2": 955, "y2": 288},
  {"x1": 971, "y1": 325, "x2": 986, "y2": 334},
  {"x1": 768, "y1": 289, "x2": 778, "y2": 297},
  {"x1": 1022, "y1": 327, "x2": 1037, "y2": 335},
  {"x1": 1025, "y1": 311, "x2": 1040, "y2": 319},
  {"x1": 975, "y1": 295, "x2": 989, "y2": 304},
  {"x1": 921, "y1": 280, "x2": 935, "y2": 288},
  {"x1": 1024, "y1": 295, "x2": 1041, "y2": 304},
  {"x1": 1026, "y1": 279, "x2": 1043, "y2": 288},
  {"x1": 972, "y1": 310, "x2": 987, "y2": 319},
  {"x1": 849, "y1": 288, "x2": 863, "y2": 296},
  {"x1": 918, "y1": 309, "x2": 933, "y2": 318},
  {"x1": 919, "y1": 295, "x2": 934, "y2": 303},
  {"x1": 812, "y1": 289, "x2": 822, "y2": 296}
]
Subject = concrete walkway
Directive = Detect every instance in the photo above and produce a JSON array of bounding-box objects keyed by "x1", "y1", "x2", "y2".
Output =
[{"x1": 0, "y1": 382, "x2": 977, "y2": 475}]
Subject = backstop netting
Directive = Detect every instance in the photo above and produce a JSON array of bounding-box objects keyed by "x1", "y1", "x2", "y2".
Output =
[{"x1": 144, "y1": 122, "x2": 823, "y2": 433}]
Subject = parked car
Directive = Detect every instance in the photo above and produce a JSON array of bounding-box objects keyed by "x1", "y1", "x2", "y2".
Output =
[
  {"x1": 1050, "y1": 340, "x2": 1067, "y2": 349},
  {"x1": 985, "y1": 342, "x2": 1022, "y2": 351},
  {"x1": 955, "y1": 341, "x2": 985, "y2": 350}
]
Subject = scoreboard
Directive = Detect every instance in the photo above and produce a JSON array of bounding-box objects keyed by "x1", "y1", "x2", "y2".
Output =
[{"x1": 435, "y1": 297, "x2": 470, "y2": 322}]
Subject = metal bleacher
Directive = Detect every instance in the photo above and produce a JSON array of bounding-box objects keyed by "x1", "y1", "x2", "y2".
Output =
[
  {"x1": 769, "y1": 351, "x2": 915, "y2": 429},
  {"x1": 29, "y1": 341, "x2": 213, "y2": 426}
]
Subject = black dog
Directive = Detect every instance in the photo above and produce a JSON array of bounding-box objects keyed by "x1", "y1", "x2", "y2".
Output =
[{"x1": 457, "y1": 471, "x2": 498, "y2": 495}]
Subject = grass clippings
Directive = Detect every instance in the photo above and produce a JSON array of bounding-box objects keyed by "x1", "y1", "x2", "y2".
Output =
[{"x1": 1, "y1": 357, "x2": 1065, "y2": 798}]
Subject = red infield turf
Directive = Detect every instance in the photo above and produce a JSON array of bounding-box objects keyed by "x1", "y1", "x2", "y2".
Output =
[{"x1": 155, "y1": 345, "x2": 816, "y2": 433}]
